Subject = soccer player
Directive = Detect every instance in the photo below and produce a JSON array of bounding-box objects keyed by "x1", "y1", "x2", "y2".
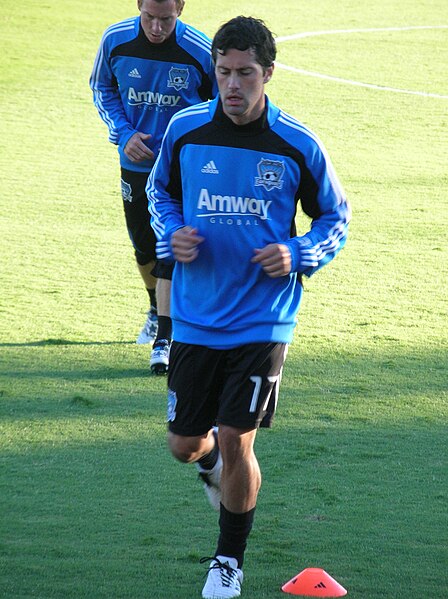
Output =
[
  {"x1": 147, "y1": 16, "x2": 351, "y2": 598},
  {"x1": 89, "y1": 0, "x2": 216, "y2": 372}
]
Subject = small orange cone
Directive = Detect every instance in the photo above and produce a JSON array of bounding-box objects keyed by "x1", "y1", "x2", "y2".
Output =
[{"x1": 282, "y1": 568, "x2": 347, "y2": 596}]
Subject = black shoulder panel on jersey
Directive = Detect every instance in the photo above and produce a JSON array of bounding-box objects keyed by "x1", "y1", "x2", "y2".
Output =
[
  {"x1": 111, "y1": 29, "x2": 212, "y2": 100},
  {"x1": 172, "y1": 119, "x2": 322, "y2": 221}
]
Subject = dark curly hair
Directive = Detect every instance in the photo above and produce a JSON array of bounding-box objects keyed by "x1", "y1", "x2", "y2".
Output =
[{"x1": 211, "y1": 16, "x2": 276, "y2": 70}]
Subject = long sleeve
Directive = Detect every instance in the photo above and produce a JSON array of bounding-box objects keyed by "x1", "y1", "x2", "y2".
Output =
[
  {"x1": 286, "y1": 205, "x2": 350, "y2": 277},
  {"x1": 279, "y1": 116, "x2": 351, "y2": 278},
  {"x1": 146, "y1": 122, "x2": 184, "y2": 261},
  {"x1": 89, "y1": 25, "x2": 137, "y2": 149}
]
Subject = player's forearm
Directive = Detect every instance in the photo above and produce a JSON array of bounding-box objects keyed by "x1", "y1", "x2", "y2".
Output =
[{"x1": 286, "y1": 199, "x2": 351, "y2": 277}]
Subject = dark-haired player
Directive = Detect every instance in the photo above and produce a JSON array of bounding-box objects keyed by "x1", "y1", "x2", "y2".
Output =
[{"x1": 148, "y1": 16, "x2": 350, "y2": 597}]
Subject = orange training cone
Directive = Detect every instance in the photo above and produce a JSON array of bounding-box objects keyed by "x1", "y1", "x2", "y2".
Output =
[{"x1": 282, "y1": 568, "x2": 347, "y2": 597}]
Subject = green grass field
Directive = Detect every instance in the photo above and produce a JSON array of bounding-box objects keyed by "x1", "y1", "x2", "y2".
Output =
[{"x1": 1, "y1": 1, "x2": 447, "y2": 597}]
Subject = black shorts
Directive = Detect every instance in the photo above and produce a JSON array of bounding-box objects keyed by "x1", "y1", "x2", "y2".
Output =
[
  {"x1": 121, "y1": 168, "x2": 174, "y2": 280},
  {"x1": 151, "y1": 259, "x2": 174, "y2": 280},
  {"x1": 167, "y1": 342, "x2": 288, "y2": 436},
  {"x1": 121, "y1": 167, "x2": 156, "y2": 266}
]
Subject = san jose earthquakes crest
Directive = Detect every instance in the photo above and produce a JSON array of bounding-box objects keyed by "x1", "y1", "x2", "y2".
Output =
[
  {"x1": 167, "y1": 67, "x2": 190, "y2": 91},
  {"x1": 255, "y1": 158, "x2": 285, "y2": 191},
  {"x1": 121, "y1": 178, "x2": 133, "y2": 202}
]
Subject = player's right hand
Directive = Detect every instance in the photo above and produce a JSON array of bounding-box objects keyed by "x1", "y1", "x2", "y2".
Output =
[
  {"x1": 124, "y1": 132, "x2": 154, "y2": 162},
  {"x1": 171, "y1": 226, "x2": 204, "y2": 263}
]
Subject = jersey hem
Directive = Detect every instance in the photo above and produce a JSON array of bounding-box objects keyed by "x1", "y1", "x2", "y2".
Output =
[{"x1": 172, "y1": 321, "x2": 295, "y2": 348}]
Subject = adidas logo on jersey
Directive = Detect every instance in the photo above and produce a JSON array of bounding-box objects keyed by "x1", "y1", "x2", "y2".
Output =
[
  {"x1": 201, "y1": 160, "x2": 219, "y2": 174},
  {"x1": 128, "y1": 68, "x2": 142, "y2": 78}
]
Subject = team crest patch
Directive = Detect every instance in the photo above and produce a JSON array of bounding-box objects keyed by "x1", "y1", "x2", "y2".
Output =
[
  {"x1": 167, "y1": 388, "x2": 178, "y2": 422},
  {"x1": 167, "y1": 67, "x2": 190, "y2": 91},
  {"x1": 255, "y1": 158, "x2": 285, "y2": 191},
  {"x1": 121, "y1": 178, "x2": 133, "y2": 203}
]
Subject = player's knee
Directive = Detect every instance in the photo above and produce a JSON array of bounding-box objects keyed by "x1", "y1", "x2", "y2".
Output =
[{"x1": 167, "y1": 432, "x2": 205, "y2": 463}]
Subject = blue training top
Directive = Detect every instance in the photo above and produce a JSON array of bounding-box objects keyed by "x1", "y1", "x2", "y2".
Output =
[
  {"x1": 90, "y1": 17, "x2": 217, "y2": 172},
  {"x1": 147, "y1": 96, "x2": 351, "y2": 348}
]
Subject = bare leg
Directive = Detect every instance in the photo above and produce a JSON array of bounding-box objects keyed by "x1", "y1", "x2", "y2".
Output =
[
  {"x1": 218, "y1": 426, "x2": 260, "y2": 513},
  {"x1": 137, "y1": 260, "x2": 156, "y2": 291},
  {"x1": 156, "y1": 278, "x2": 171, "y2": 317},
  {"x1": 169, "y1": 426, "x2": 258, "y2": 571}
]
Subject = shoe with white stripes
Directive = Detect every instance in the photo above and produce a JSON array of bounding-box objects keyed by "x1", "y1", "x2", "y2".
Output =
[
  {"x1": 150, "y1": 339, "x2": 170, "y2": 374},
  {"x1": 201, "y1": 556, "x2": 243, "y2": 599},
  {"x1": 136, "y1": 310, "x2": 158, "y2": 344}
]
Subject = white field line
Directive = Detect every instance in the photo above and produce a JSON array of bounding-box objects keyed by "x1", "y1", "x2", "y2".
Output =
[
  {"x1": 275, "y1": 25, "x2": 448, "y2": 99},
  {"x1": 276, "y1": 25, "x2": 448, "y2": 43}
]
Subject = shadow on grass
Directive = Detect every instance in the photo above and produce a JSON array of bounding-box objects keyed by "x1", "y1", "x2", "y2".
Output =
[
  {"x1": 0, "y1": 366, "x2": 152, "y2": 380},
  {"x1": 0, "y1": 418, "x2": 446, "y2": 599},
  {"x1": 0, "y1": 342, "x2": 445, "y2": 428},
  {"x1": 0, "y1": 343, "x2": 446, "y2": 599},
  {"x1": 0, "y1": 338, "x2": 134, "y2": 347}
]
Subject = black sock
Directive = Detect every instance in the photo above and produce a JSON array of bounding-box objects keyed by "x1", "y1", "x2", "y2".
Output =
[
  {"x1": 197, "y1": 429, "x2": 219, "y2": 470},
  {"x1": 216, "y1": 505, "x2": 256, "y2": 569},
  {"x1": 147, "y1": 287, "x2": 157, "y2": 312},
  {"x1": 155, "y1": 315, "x2": 172, "y2": 342}
]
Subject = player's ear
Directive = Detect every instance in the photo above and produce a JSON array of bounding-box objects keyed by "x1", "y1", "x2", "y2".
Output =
[{"x1": 263, "y1": 64, "x2": 274, "y2": 84}]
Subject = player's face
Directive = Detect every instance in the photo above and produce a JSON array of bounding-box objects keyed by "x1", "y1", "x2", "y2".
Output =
[
  {"x1": 215, "y1": 48, "x2": 274, "y2": 126},
  {"x1": 139, "y1": 0, "x2": 181, "y2": 44}
]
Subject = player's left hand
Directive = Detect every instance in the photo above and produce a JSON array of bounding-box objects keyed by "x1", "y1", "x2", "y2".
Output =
[
  {"x1": 124, "y1": 132, "x2": 154, "y2": 162},
  {"x1": 251, "y1": 243, "x2": 292, "y2": 277}
]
